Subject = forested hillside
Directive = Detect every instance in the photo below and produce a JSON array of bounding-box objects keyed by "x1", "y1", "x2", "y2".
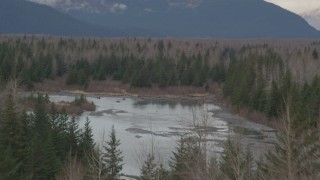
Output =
[{"x1": 0, "y1": 36, "x2": 319, "y2": 179}]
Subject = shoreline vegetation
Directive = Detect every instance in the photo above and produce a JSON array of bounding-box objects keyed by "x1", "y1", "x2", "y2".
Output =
[
  {"x1": 0, "y1": 36, "x2": 319, "y2": 131},
  {"x1": 20, "y1": 92, "x2": 96, "y2": 115},
  {"x1": 28, "y1": 79, "x2": 278, "y2": 129},
  {"x1": 0, "y1": 36, "x2": 319, "y2": 179},
  {"x1": 1, "y1": 91, "x2": 318, "y2": 179}
]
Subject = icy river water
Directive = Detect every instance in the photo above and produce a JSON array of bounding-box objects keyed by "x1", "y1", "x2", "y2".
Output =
[{"x1": 49, "y1": 94, "x2": 276, "y2": 176}]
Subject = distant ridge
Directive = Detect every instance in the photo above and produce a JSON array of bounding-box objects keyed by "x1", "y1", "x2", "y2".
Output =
[
  {"x1": 67, "y1": 0, "x2": 320, "y2": 38},
  {"x1": 1, "y1": 0, "x2": 320, "y2": 38},
  {"x1": 0, "y1": 0, "x2": 123, "y2": 37}
]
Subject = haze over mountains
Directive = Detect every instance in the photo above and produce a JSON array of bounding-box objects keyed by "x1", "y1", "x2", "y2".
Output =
[
  {"x1": 265, "y1": 0, "x2": 320, "y2": 30},
  {"x1": 303, "y1": 9, "x2": 320, "y2": 31},
  {"x1": 0, "y1": 0, "x2": 123, "y2": 37},
  {"x1": 1, "y1": 0, "x2": 320, "y2": 38}
]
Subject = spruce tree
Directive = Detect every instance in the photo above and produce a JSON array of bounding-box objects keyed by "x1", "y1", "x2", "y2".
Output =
[
  {"x1": 312, "y1": 49, "x2": 318, "y2": 60},
  {"x1": 103, "y1": 125, "x2": 123, "y2": 179},
  {"x1": 51, "y1": 106, "x2": 69, "y2": 163},
  {"x1": 30, "y1": 94, "x2": 57, "y2": 179},
  {"x1": 0, "y1": 94, "x2": 19, "y2": 147},
  {"x1": 33, "y1": 94, "x2": 50, "y2": 139},
  {"x1": 140, "y1": 154, "x2": 157, "y2": 180},
  {"x1": 169, "y1": 137, "x2": 201, "y2": 180},
  {"x1": 266, "y1": 81, "x2": 282, "y2": 117},
  {"x1": 67, "y1": 116, "x2": 81, "y2": 156},
  {"x1": 219, "y1": 136, "x2": 255, "y2": 180},
  {"x1": 258, "y1": 106, "x2": 320, "y2": 179},
  {"x1": 156, "y1": 164, "x2": 169, "y2": 180},
  {"x1": 49, "y1": 102, "x2": 59, "y2": 130},
  {"x1": 44, "y1": 133, "x2": 61, "y2": 179},
  {"x1": 79, "y1": 117, "x2": 95, "y2": 158},
  {"x1": 0, "y1": 146, "x2": 20, "y2": 180},
  {"x1": 0, "y1": 95, "x2": 29, "y2": 178},
  {"x1": 169, "y1": 137, "x2": 187, "y2": 180}
]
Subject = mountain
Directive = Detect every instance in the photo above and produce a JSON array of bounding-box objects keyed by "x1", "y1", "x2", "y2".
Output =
[
  {"x1": 2, "y1": 0, "x2": 320, "y2": 38},
  {"x1": 0, "y1": 0, "x2": 123, "y2": 37},
  {"x1": 63, "y1": 0, "x2": 320, "y2": 38},
  {"x1": 302, "y1": 9, "x2": 320, "y2": 31}
]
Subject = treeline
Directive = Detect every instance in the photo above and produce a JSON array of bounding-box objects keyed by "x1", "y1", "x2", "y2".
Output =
[
  {"x1": 66, "y1": 51, "x2": 210, "y2": 88},
  {"x1": 0, "y1": 36, "x2": 320, "y2": 127},
  {"x1": 0, "y1": 37, "x2": 319, "y2": 88},
  {"x1": 0, "y1": 94, "x2": 123, "y2": 179},
  {"x1": 0, "y1": 38, "x2": 212, "y2": 88},
  {"x1": 20, "y1": 93, "x2": 96, "y2": 115},
  {"x1": 0, "y1": 37, "x2": 319, "y2": 179},
  {"x1": 1, "y1": 93, "x2": 318, "y2": 180},
  {"x1": 220, "y1": 49, "x2": 320, "y2": 130}
]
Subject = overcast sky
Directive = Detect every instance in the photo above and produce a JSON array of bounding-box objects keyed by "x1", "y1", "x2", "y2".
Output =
[
  {"x1": 266, "y1": 0, "x2": 320, "y2": 14},
  {"x1": 266, "y1": 0, "x2": 320, "y2": 29}
]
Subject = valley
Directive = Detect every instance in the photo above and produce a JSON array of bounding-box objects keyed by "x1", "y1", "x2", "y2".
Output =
[{"x1": 0, "y1": 36, "x2": 319, "y2": 179}]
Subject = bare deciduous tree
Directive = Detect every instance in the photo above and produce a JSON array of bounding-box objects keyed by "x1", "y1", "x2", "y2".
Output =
[
  {"x1": 56, "y1": 151, "x2": 85, "y2": 180},
  {"x1": 259, "y1": 101, "x2": 320, "y2": 180}
]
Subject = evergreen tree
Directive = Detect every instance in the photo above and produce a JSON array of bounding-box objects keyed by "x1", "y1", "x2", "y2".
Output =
[
  {"x1": 312, "y1": 49, "x2": 318, "y2": 60},
  {"x1": 140, "y1": 154, "x2": 168, "y2": 180},
  {"x1": 211, "y1": 60, "x2": 226, "y2": 83},
  {"x1": 258, "y1": 106, "x2": 320, "y2": 179},
  {"x1": 103, "y1": 125, "x2": 123, "y2": 179},
  {"x1": 56, "y1": 57, "x2": 66, "y2": 77},
  {"x1": 140, "y1": 154, "x2": 157, "y2": 180},
  {"x1": 44, "y1": 133, "x2": 61, "y2": 179},
  {"x1": 51, "y1": 107, "x2": 69, "y2": 164},
  {"x1": 33, "y1": 94, "x2": 50, "y2": 139},
  {"x1": 49, "y1": 102, "x2": 59, "y2": 129},
  {"x1": 219, "y1": 136, "x2": 255, "y2": 180},
  {"x1": 0, "y1": 95, "x2": 29, "y2": 178},
  {"x1": 169, "y1": 137, "x2": 187, "y2": 180},
  {"x1": 169, "y1": 137, "x2": 201, "y2": 180},
  {"x1": 266, "y1": 81, "x2": 282, "y2": 117},
  {"x1": 79, "y1": 117, "x2": 95, "y2": 158},
  {"x1": 67, "y1": 116, "x2": 81, "y2": 156},
  {"x1": 131, "y1": 65, "x2": 152, "y2": 87},
  {"x1": 66, "y1": 69, "x2": 78, "y2": 85},
  {"x1": 0, "y1": 146, "x2": 20, "y2": 180},
  {"x1": 29, "y1": 95, "x2": 57, "y2": 179},
  {"x1": 249, "y1": 77, "x2": 267, "y2": 112},
  {"x1": 0, "y1": 94, "x2": 19, "y2": 147}
]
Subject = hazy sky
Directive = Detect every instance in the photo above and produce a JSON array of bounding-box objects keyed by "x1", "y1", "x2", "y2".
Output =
[
  {"x1": 266, "y1": 0, "x2": 320, "y2": 29},
  {"x1": 266, "y1": 0, "x2": 320, "y2": 14}
]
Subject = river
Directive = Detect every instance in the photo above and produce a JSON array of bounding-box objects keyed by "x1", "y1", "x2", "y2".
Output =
[{"x1": 49, "y1": 94, "x2": 276, "y2": 176}]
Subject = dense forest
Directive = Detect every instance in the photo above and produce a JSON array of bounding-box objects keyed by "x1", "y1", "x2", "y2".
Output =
[
  {"x1": 0, "y1": 36, "x2": 319, "y2": 179},
  {"x1": 0, "y1": 36, "x2": 320, "y2": 126},
  {"x1": 0, "y1": 93, "x2": 319, "y2": 179}
]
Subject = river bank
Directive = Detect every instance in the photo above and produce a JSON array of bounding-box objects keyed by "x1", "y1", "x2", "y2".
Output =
[
  {"x1": 28, "y1": 77, "x2": 279, "y2": 129},
  {"x1": 47, "y1": 93, "x2": 276, "y2": 176},
  {"x1": 12, "y1": 81, "x2": 278, "y2": 176}
]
